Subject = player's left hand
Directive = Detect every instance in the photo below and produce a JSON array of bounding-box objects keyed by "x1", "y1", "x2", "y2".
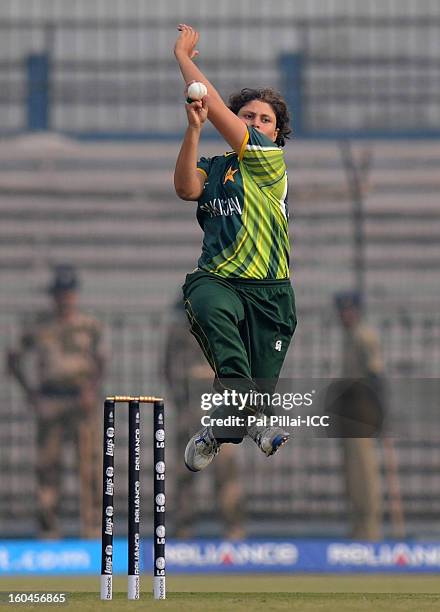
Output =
[{"x1": 185, "y1": 95, "x2": 208, "y2": 129}]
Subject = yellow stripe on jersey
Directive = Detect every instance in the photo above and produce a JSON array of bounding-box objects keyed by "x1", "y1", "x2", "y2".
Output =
[
  {"x1": 196, "y1": 167, "x2": 208, "y2": 178},
  {"x1": 238, "y1": 130, "x2": 250, "y2": 161}
]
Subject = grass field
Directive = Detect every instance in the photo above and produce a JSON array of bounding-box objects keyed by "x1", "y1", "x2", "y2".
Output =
[{"x1": 1, "y1": 575, "x2": 439, "y2": 611}]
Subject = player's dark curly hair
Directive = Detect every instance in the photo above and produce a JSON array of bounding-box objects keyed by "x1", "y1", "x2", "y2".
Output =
[{"x1": 228, "y1": 87, "x2": 292, "y2": 147}]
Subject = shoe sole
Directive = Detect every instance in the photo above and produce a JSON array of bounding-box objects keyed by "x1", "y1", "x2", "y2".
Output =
[
  {"x1": 184, "y1": 436, "x2": 218, "y2": 472},
  {"x1": 184, "y1": 459, "x2": 200, "y2": 473}
]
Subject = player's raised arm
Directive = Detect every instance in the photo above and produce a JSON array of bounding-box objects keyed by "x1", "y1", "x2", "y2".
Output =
[{"x1": 174, "y1": 24, "x2": 248, "y2": 155}]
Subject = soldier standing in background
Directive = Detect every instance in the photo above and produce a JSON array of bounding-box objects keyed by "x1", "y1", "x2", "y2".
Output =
[
  {"x1": 334, "y1": 291, "x2": 384, "y2": 541},
  {"x1": 164, "y1": 299, "x2": 245, "y2": 539},
  {"x1": 7, "y1": 265, "x2": 107, "y2": 539}
]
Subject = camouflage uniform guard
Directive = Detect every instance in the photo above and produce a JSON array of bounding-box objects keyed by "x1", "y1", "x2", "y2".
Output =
[
  {"x1": 334, "y1": 291, "x2": 384, "y2": 541},
  {"x1": 7, "y1": 265, "x2": 107, "y2": 538}
]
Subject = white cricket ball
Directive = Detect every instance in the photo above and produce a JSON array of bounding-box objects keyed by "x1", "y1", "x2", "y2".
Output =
[{"x1": 187, "y1": 82, "x2": 207, "y2": 101}]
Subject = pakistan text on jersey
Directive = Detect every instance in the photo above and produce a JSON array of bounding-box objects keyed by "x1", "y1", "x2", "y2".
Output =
[{"x1": 200, "y1": 196, "x2": 242, "y2": 218}]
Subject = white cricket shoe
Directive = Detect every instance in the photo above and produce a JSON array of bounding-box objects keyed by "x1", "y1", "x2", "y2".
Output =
[
  {"x1": 247, "y1": 421, "x2": 290, "y2": 457},
  {"x1": 184, "y1": 426, "x2": 220, "y2": 472}
]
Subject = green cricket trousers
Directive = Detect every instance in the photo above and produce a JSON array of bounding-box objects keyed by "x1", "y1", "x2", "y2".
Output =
[{"x1": 182, "y1": 270, "x2": 297, "y2": 442}]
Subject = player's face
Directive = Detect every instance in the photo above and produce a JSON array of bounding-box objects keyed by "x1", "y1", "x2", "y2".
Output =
[{"x1": 237, "y1": 100, "x2": 279, "y2": 143}]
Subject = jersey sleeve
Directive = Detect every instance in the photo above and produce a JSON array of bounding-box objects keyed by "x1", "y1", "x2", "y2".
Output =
[
  {"x1": 239, "y1": 127, "x2": 286, "y2": 188},
  {"x1": 196, "y1": 156, "x2": 213, "y2": 180}
]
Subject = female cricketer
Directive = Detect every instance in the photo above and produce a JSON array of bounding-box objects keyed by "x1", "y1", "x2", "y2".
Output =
[{"x1": 174, "y1": 24, "x2": 297, "y2": 472}]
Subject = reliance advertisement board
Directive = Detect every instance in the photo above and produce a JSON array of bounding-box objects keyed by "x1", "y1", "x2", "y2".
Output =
[{"x1": 1, "y1": 539, "x2": 440, "y2": 575}]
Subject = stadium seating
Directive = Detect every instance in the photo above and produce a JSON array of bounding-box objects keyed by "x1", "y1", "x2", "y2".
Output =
[{"x1": 0, "y1": 134, "x2": 439, "y2": 538}]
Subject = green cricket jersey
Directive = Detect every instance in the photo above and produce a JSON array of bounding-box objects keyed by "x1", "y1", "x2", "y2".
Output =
[{"x1": 195, "y1": 126, "x2": 290, "y2": 279}]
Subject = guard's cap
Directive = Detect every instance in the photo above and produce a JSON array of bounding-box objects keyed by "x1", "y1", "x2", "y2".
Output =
[
  {"x1": 48, "y1": 264, "x2": 80, "y2": 294},
  {"x1": 334, "y1": 290, "x2": 362, "y2": 311}
]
